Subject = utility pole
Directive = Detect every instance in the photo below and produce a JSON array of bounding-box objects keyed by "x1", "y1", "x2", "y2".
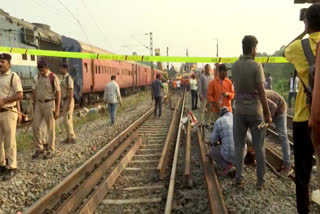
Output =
[
  {"x1": 167, "y1": 47, "x2": 169, "y2": 70},
  {"x1": 216, "y1": 38, "x2": 219, "y2": 58},
  {"x1": 145, "y1": 32, "x2": 153, "y2": 69},
  {"x1": 186, "y1": 48, "x2": 189, "y2": 72}
]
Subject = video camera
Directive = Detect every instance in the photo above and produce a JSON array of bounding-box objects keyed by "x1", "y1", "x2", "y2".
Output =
[{"x1": 296, "y1": 1, "x2": 320, "y2": 21}]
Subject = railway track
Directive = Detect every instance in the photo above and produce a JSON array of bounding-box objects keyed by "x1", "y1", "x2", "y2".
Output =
[
  {"x1": 24, "y1": 94, "x2": 184, "y2": 214},
  {"x1": 265, "y1": 114, "x2": 316, "y2": 180}
]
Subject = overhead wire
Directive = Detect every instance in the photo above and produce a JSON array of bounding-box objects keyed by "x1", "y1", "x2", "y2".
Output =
[
  {"x1": 55, "y1": 0, "x2": 91, "y2": 45},
  {"x1": 80, "y1": 0, "x2": 115, "y2": 52}
]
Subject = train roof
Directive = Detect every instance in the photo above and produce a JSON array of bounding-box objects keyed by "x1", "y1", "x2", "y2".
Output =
[{"x1": 0, "y1": 9, "x2": 61, "y2": 45}]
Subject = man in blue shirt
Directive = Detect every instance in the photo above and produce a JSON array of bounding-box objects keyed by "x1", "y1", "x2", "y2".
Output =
[
  {"x1": 151, "y1": 74, "x2": 164, "y2": 118},
  {"x1": 209, "y1": 107, "x2": 247, "y2": 176}
]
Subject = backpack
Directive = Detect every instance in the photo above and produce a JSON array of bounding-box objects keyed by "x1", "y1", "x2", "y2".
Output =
[
  {"x1": 65, "y1": 75, "x2": 77, "y2": 100},
  {"x1": 300, "y1": 38, "x2": 316, "y2": 105},
  {"x1": 38, "y1": 72, "x2": 55, "y2": 93}
]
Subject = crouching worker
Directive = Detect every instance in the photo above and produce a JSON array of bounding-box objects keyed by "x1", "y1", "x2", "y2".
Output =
[{"x1": 209, "y1": 107, "x2": 247, "y2": 177}]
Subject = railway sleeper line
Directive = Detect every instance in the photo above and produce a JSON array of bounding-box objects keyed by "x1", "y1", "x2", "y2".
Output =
[{"x1": 24, "y1": 94, "x2": 184, "y2": 214}]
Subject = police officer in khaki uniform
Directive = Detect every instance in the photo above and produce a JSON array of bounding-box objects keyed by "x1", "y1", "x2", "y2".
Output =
[
  {"x1": 0, "y1": 53, "x2": 23, "y2": 180},
  {"x1": 60, "y1": 63, "x2": 76, "y2": 143},
  {"x1": 32, "y1": 59, "x2": 61, "y2": 159}
]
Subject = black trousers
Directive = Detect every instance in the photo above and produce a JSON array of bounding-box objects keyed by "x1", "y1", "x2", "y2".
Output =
[
  {"x1": 191, "y1": 90, "x2": 198, "y2": 109},
  {"x1": 154, "y1": 96, "x2": 162, "y2": 117},
  {"x1": 293, "y1": 121, "x2": 314, "y2": 214}
]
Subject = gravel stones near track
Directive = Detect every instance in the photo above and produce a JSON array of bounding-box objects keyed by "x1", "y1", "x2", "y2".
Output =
[{"x1": 0, "y1": 93, "x2": 152, "y2": 214}]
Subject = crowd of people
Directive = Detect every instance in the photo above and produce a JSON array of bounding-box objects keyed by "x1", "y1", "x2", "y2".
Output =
[{"x1": 185, "y1": 4, "x2": 319, "y2": 214}]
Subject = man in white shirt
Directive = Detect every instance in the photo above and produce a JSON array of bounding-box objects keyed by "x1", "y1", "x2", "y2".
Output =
[
  {"x1": 288, "y1": 72, "x2": 299, "y2": 108},
  {"x1": 176, "y1": 79, "x2": 181, "y2": 95},
  {"x1": 103, "y1": 75, "x2": 122, "y2": 125},
  {"x1": 190, "y1": 73, "x2": 198, "y2": 110}
]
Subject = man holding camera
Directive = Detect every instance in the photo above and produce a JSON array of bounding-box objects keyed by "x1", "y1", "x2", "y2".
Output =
[{"x1": 284, "y1": 4, "x2": 320, "y2": 213}]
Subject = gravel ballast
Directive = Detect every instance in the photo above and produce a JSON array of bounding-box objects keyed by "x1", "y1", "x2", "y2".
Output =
[{"x1": 0, "y1": 92, "x2": 152, "y2": 214}]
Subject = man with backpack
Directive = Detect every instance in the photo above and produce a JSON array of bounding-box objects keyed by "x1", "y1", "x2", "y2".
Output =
[
  {"x1": 32, "y1": 59, "x2": 61, "y2": 160},
  {"x1": 60, "y1": 63, "x2": 76, "y2": 144},
  {"x1": 284, "y1": 4, "x2": 320, "y2": 213}
]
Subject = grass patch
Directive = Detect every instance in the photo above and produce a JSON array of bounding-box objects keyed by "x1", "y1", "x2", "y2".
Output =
[{"x1": 17, "y1": 132, "x2": 35, "y2": 152}]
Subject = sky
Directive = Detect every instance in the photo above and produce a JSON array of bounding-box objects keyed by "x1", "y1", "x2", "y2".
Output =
[{"x1": 0, "y1": 0, "x2": 313, "y2": 59}]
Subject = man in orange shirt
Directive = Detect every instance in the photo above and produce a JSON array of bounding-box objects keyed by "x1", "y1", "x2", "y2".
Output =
[{"x1": 207, "y1": 64, "x2": 235, "y2": 123}]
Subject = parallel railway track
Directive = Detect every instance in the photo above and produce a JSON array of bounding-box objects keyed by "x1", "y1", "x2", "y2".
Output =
[{"x1": 24, "y1": 94, "x2": 184, "y2": 214}]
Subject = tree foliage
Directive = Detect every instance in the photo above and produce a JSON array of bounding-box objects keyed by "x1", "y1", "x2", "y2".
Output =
[{"x1": 257, "y1": 45, "x2": 294, "y2": 100}]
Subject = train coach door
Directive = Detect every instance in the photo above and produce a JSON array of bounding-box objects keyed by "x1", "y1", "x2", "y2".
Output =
[{"x1": 91, "y1": 59, "x2": 95, "y2": 91}]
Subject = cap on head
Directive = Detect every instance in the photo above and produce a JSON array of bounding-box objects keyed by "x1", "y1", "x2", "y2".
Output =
[
  {"x1": 37, "y1": 59, "x2": 48, "y2": 69},
  {"x1": 61, "y1": 63, "x2": 68, "y2": 69},
  {"x1": 219, "y1": 106, "x2": 229, "y2": 117},
  {"x1": 0, "y1": 53, "x2": 12, "y2": 63},
  {"x1": 218, "y1": 64, "x2": 227, "y2": 71}
]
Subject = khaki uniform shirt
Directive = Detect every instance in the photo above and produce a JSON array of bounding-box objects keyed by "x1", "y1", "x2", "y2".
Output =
[
  {"x1": 0, "y1": 69, "x2": 23, "y2": 108},
  {"x1": 232, "y1": 55, "x2": 265, "y2": 116},
  {"x1": 32, "y1": 71, "x2": 61, "y2": 101},
  {"x1": 60, "y1": 74, "x2": 74, "y2": 99}
]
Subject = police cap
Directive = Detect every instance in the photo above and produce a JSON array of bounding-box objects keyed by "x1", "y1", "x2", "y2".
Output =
[{"x1": 0, "y1": 53, "x2": 12, "y2": 63}]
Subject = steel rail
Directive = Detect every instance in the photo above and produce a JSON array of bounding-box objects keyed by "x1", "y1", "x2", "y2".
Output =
[
  {"x1": 165, "y1": 93, "x2": 185, "y2": 214},
  {"x1": 196, "y1": 127, "x2": 228, "y2": 214},
  {"x1": 158, "y1": 97, "x2": 182, "y2": 180},
  {"x1": 24, "y1": 107, "x2": 154, "y2": 214}
]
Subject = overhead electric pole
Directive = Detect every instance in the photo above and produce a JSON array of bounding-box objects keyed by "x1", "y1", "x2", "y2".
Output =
[
  {"x1": 167, "y1": 47, "x2": 169, "y2": 70},
  {"x1": 145, "y1": 32, "x2": 153, "y2": 69},
  {"x1": 216, "y1": 38, "x2": 219, "y2": 58}
]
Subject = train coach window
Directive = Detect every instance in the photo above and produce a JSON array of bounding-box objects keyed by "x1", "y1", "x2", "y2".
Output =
[
  {"x1": 22, "y1": 54, "x2": 27, "y2": 60},
  {"x1": 95, "y1": 66, "x2": 97, "y2": 74},
  {"x1": 31, "y1": 55, "x2": 35, "y2": 61},
  {"x1": 84, "y1": 63, "x2": 88, "y2": 72}
]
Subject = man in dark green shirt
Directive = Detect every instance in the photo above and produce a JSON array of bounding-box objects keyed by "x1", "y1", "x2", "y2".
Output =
[{"x1": 232, "y1": 35, "x2": 272, "y2": 190}]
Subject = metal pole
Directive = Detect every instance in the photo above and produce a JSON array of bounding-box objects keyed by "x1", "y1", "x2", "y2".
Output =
[
  {"x1": 186, "y1": 48, "x2": 189, "y2": 72},
  {"x1": 150, "y1": 32, "x2": 153, "y2": 69},
  {"x1": 216, "y1": 38, "x2": 219, "y2": 58},
  {"x1": 167, "y1": 47, "x2": 169, "y2": 70}
]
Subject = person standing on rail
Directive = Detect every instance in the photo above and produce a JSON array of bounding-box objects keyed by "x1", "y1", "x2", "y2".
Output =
[
  {"x1": 32, "y1": 60, "x2": 61, "y2": 160},
  {"x1": 60, "y1": 64, "x2": 76, "y2": 144},
  {"x1": 151, "y1": 74, "x2": 164, "y2": 118},
  {"x1": 288, "y1": 72, "x2": 299, "y2": 109},
  {"x1": 284, "y1": 4, "x2": 320, "y2": 213},
  {"x1": 198, "y1": 64, "x2": 212, "y2": 126},
  {"x1": 265, "y1": 89, "x2": 292, "y2": 176},
  {"x1": 232, "y1": 35, "x2": 272, "y2": 191},
  {"x1": 103, "y1": 75, "x2": 122, "y2": 125},
  {"x1": 0, "y1": 53, "x2": 23, "y2": 180},
  {"x1": 207, "y1": 64, "x2": 234, "y2": 123},
  {"x1": 162, "y1": 79, "x2": 168, "y2": 103},
  {"x1": 176, "y1": 78, "x2": 181, "y2": 95},
  {"x1": 190, "y1": 73, "x2": 198, "y2": 110}
]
